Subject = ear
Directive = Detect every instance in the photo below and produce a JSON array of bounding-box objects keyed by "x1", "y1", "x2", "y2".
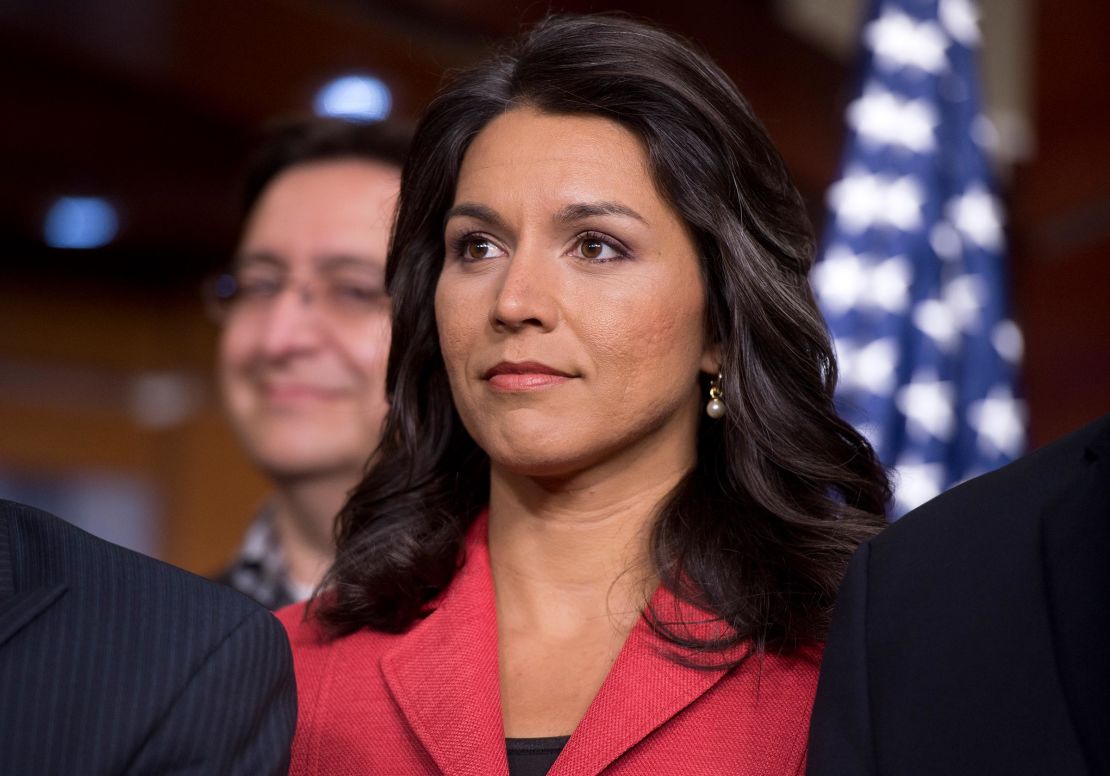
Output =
[{"x1": 700, "y1": 341, "x2": 721, "y2": 375}]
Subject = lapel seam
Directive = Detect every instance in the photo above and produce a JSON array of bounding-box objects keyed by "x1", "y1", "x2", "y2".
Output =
[
  {"x1": 379, "y1": 547, "x2": 507, "y2": 776},
  {"x1": 0, "y1": 510, "x2": 71, "y2": 649},
  {"x1": 380, "y1": 641, "x2": 458, "y2": 773},
  {"x1": 0, "y1": 584, "x2": 69, "y2": 649},
  {"x1": 1038, "y1": 514, "x2": 1090, "y2": 760},
  {"x1": 1036, "y1": 453, "x2": 1104, "y2": 765},
  {"x1": 554, "y1": 619, "x2": 743, "y2": 775}
]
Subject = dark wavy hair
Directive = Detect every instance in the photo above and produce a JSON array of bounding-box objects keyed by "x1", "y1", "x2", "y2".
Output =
[{"x1": 315, "y1": 13, "x2": 890, "y2": 657}]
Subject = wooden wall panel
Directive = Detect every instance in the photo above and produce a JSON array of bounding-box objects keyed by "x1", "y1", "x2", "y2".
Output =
[
  {"x1": 0, "y1": 279, "x2": 268, "y2": 574},
  {"x1": 1009, "y1": 0, "x2": 1110, "y2": 446}
]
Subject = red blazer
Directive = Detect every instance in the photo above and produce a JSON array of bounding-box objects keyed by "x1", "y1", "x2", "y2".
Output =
[{"x1": 279, "y1": 513, "x2": 820, "y2": 775}]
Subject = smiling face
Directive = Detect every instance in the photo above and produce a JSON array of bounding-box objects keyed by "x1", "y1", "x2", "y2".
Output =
[
  {"x1": 219, "y1": 158, "x2": 399, "y2": 482},
  {"x1": 435, "y1": 108, "x2": 718, "y2": 481}
]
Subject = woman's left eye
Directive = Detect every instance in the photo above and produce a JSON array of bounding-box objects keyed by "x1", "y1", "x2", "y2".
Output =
[{"x1": 570, "y1": 234, "x2": 625, "y2": 262}]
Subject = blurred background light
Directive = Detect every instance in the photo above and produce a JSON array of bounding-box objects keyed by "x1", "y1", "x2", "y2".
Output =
[
  {"x1": 313, "y1": 74, "x2": 392, "y2": 122},
  {"x1": 44, "y1": 196, "x2": 119, "y2": 249}
]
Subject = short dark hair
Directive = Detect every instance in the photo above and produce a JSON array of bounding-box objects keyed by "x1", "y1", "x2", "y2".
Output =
[
  {"x1": 241, "y1": 116, "x2": 411, "y2": 214},
  {"x1": 317, "y1": 14, "x2": 890, "y2": 659}
]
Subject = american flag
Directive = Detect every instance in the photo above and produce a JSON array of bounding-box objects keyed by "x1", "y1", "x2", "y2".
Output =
[{"x1": 812, "y1": 0, "x2": 1026, "y2": 516}]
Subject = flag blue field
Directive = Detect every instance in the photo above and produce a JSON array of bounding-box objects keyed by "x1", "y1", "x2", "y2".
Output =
[{"x1": 813, "y1": 0, "x2": 1026, "y2": 516}]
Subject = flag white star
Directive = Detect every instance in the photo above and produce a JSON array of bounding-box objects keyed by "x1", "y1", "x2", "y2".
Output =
[
  {"x1": 943, "y1": 273, "x2": 985, "y2": 332},
  {"x1": 929, "y1": 221, "x2": 963, "y2": 261},
  {"x1": 814, "y1": 248, "x2": 912, "y2": 315},
  {"x1": 869, "y1": 255, "x2": 913, "y2": 313},
  {"x1": 914, "y1": 299, "x2": 961, "y2": 352},
  {"x1": 813, "y1": 246, "x2": 868, "y2": 314},
  {"x1": 839, "y1": 337, "x2": 900, "y2": 396},
  {"x1": 848, "y1": 85, "x2": 939, "y2": 153},
  {"x1": 948, "y1": 186, "x2": 1004, "y2": 251},
  {"x1": 893, "y1": 459, "x2": 945, "y2": 512},
  {"x1": 828, "y1": 170, "x2": 926, "y2": 233},
  {"x1": 991, "y1": 319, "x2": 1024, "y2": 364},
  {"x1": 828, "y1": 170, "x2": 882, "y2": 233},
  {"x1": 886, "y1": 177, "x2": 928, "y2": 231},
  {"x1": 854, "y1": 338, "x2": 899, "y2": 395},
  {"x1": 865, "y1": 9, "x2": 949, "y2": 74},
  {"x1": 968, "y1": 385, "x2": 1026, "y2": 458},
  {"x1": 939, "y1": 0, "x2": 981, "y2": 47},
  {"x1": 898, "y1": 375, "x2": 956, "y2": 441}
]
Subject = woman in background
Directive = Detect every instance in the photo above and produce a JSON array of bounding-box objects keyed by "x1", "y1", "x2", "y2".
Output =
[{"x1": 281, "y1": 14, "x2": 889, "y2": 775}]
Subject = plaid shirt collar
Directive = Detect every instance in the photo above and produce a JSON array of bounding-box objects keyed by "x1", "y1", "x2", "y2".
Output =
[{"x1": 223, "y1": 505, "x2": 313, "y2": 611}]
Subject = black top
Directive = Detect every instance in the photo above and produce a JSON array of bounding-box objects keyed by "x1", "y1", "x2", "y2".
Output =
[{"x1": 506, "y1": 735, "x2": 570, "y2": 776}]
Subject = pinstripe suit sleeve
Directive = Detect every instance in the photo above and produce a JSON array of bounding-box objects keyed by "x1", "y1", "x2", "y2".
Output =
[
  {"x1": 125, "y1": 605, "x2": 297, "y2": 775},
  {"x1": 0, "y1": 500, "x2": 298, "y2": 774}
]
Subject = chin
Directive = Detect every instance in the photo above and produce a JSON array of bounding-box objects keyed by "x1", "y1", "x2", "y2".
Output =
[
  {"x1": 245, "y1": 429, "x2": 373, "y2": 481},
  {"x1": 460, "y1": 408, "x2": 599, "y2": 472},
  {"x1": 257, "y1": 452, "x2": 366, "y2": 483},
  {"x1": 482, "y1": 436, "x2": 606, "y2": 480}
]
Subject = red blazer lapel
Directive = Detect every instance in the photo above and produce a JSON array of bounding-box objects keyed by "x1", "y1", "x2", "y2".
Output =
[
  {"x1": 381, "y1": 512, "x2": 509, "y2": 776},
  {"x1": 381, "y1": 512, "x2": 764, "y2": 776},
  {"x1": 551, "y1": 585, "x2": 750, "y2": 775}
]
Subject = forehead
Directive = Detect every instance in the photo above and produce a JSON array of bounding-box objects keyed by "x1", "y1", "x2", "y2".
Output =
[
  {"x1": 455, "y1": 108, "x2": 660, "y2": 209},
  {"x1": 253, "y1": 158, "x2": 399, "y2": 216},
  {"x1": 239, "y1": 158, "x2": 400, "y2": 260}
]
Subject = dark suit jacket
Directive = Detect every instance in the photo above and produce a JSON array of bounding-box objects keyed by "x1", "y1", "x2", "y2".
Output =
[
  {"x1": 0, "y1": 499, "x2": 297, "y2": 775},
  {"x1": 808, "y1": 414, "x2": 1110, "y2": 775}
]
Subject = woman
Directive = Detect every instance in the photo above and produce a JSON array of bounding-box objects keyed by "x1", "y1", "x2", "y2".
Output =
[{"x1": 280, "y1": 14, "x2": 889, "y2": 775}]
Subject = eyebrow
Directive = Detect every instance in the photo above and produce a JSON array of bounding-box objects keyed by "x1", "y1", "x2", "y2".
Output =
[
  {"x1": 443, "y1": 200, "x2": 647, "y2": 231},
  {"x1": 443, "y1": 203, "x2": 509, "y2": 232},
  {"x1": 554, "y1": 201, "x2": 646, "y2": 225}
]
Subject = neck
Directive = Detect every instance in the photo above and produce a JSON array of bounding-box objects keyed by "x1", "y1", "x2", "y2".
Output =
[
  {"x1": 268, "y1": 470, "x2": 353, "y2": 590},
  {"x1": 487, "y1": 417, "x2": 697, "y2": 634}
]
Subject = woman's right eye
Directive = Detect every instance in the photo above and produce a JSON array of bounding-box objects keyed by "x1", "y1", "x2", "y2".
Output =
[{"x1": 456, "y1": 235, "x2": 506, "y2": 261}]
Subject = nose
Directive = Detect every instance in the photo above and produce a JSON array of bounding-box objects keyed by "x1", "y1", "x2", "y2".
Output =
[
  {"x1": 489, "y1": 243, "x2": 559, "y2": 333},
  {"x1": 256, "y1": 285, "x2": 327, "y2": 358}
]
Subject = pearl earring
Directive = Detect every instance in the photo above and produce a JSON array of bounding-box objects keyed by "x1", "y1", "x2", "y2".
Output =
[{"x1": 705, "y1": 372, "x2": 726, "y2": 419}]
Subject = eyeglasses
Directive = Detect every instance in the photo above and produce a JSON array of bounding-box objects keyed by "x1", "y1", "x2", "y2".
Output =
[{"x1": 202, "y1": 269, "x2": 388, "y2": 324}]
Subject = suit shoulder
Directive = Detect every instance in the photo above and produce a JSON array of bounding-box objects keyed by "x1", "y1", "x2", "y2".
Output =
[
  {"x1": 874, "y1": 413, "x2": 1110, "y2": 556},
  {"x1": 3, "y1": 499, "x2": 263, "y2": 628}
]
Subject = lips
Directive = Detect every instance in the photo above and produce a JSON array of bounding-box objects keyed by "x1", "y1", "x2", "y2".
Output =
[
  {"x1": 483, "y1": 361, "x2": 575, "y2": 391},
  {"x1": 263, "y1": 382, "x2": 347, "y2": 403}
]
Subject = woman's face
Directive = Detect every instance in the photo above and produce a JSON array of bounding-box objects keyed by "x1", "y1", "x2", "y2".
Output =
[{"x1": 435, "y1": 107, "x2": 718, "y2": 479}]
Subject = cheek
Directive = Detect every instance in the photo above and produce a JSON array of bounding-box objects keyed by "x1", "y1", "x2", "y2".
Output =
[
  {"x1": 434, "y1": 277, "x2": 478, "y2": 376},
  {"x1": 218, "y1": 320, "x2": 253, "y2": 371},
  {"x1": 344, "y1": 315, "x2": 392, "y2": 378},
  {"x1": 217, "y1": 325, "x2": 257, "y2": 423},
  {"x1": 582, "y1": 276, "x2": 705, "y2": 388}
]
